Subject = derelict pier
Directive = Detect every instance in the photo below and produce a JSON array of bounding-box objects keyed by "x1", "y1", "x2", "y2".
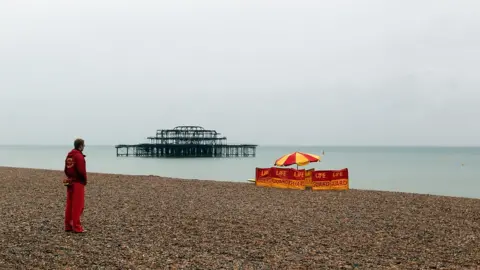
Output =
[{"x1": 115, "y1": 126, "x2": 257, "y2": 158}]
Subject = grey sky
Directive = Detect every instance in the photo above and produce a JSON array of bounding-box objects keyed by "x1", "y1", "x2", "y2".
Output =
[{"x1": 1, "y1": 0, "x2": 479, "y2": 146}]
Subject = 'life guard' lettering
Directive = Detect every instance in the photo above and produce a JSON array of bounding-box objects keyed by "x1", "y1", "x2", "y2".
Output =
[
  {"x1": 315, "y1": 172, "x2": 327, "y2": 179},
  {"x1": 260, "y1": 170, "x2": 269, "y2": 177},
  {"x1": 276, "y1": 170, "x2": 287, "y2": 177},
  {"x1": 294, "y1": 171, "x2": 304, "y2": 178},
  {"x1": 333, "y1": 171, "x2": 344, "y2": 178}
]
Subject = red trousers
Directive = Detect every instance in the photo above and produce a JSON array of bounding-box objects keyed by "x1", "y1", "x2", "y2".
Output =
[{"x1": 64, "y1": 182, "x2": 85, "y2": 232}]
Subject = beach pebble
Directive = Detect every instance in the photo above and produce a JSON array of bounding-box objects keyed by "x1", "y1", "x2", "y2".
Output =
[{"x1": 0, "y1": 166, "x2": 478, "y2": 269}]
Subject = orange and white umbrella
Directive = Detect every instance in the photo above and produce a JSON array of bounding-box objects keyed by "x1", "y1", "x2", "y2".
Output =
[{"x1": 274, "y1": 151, "x2": 321, "y2": 167}]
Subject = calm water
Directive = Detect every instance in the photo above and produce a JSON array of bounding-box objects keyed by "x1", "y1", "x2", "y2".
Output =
[{"x1": 0, "y1": 145, "x2": 479, "y2": 199}]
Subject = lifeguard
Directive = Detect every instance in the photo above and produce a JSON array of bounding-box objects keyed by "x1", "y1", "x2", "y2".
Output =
[{"x1": 64, "y1": 138, "x2": 87, "y2": 233}]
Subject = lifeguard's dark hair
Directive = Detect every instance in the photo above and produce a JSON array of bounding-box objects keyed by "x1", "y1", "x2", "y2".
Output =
[{"x1": 74, "y1": 138, "x2": 85, "y2": 150}]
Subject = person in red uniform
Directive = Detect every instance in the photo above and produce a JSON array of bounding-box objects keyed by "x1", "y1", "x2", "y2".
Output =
[{"x1": 64, "y1": 138, "x2": 87, "y2": 233}]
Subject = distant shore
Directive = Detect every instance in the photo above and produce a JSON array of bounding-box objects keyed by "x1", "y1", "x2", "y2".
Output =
[{"x1": 0, "y1": 166, "x2": 478, "y2": 269}]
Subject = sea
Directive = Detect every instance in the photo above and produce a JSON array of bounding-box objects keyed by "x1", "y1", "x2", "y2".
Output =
[{"x1": 0, "y1": 145, "x2": 479, "y2": 199}]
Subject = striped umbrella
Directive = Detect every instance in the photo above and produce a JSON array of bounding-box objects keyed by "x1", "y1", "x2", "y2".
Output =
[{"x1": 274, "y1": 151, "x2": 321, "y2": 167}]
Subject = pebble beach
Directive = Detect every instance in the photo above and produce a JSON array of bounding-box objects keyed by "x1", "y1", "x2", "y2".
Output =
[{"x1": 0, "y1": 166, "x2": 478, "y2": 269}]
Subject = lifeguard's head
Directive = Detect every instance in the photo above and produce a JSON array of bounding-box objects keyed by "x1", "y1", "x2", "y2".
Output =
[{"x1": 74, "y1": 138, "x2": 85, "y2": 152}]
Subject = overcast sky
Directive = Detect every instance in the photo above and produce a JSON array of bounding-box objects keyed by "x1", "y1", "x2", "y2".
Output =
[{"x1": 0, "y1": 0, "x2": 479, "y2": 146}]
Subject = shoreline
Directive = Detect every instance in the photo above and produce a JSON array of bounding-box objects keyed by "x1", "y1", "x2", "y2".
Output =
[
  {"x1": 1, "y1": 165, "x2": 478, "y2": 200},
  {"x1": 0, "y1": 166, "x2": 478, "y2": 269}
]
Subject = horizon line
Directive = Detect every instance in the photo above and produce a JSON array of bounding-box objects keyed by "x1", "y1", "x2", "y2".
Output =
[{"x1": 0, "y1": 144, "x2": 479, "y2": 148}]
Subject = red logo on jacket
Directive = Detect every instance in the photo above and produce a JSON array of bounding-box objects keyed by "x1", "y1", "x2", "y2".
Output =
[{"x1": 66, "y1": 158, "x2": 74, "y2": 168}]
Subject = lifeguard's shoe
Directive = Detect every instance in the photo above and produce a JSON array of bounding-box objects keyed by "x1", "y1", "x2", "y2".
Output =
[{"x1": 65, "y1": 224, "x2": 73, "y2": 232}]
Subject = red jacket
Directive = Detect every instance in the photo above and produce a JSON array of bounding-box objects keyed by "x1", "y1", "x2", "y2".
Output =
[{"x1": 64, "y1": 149, "x2": 87, "y2": 185}]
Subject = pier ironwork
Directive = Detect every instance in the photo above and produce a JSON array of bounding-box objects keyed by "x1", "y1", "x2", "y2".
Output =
[{"x1": 115, "y1": 126, "x2": 257, "y2": 158}]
